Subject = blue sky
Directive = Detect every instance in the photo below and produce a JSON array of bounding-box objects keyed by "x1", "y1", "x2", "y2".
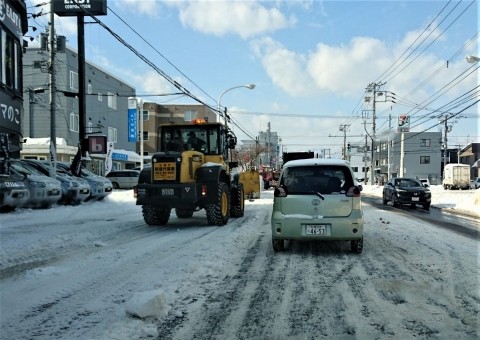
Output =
[{"x1": 27, "y1": 0, "x2": 478, "y2": 156}]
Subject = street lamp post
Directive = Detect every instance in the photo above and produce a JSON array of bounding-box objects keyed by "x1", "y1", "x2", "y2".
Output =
[
  {"x1": 216, "y1": 84, "x2": 255, "y2": 123},
  {"x1": 466, "y1": 55, "x2": 480, "y2": 63}
]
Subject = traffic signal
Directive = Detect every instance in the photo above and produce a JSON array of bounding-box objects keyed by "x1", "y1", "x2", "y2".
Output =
[{"x1": 347, "y1": 143, "x2": 351, "y2": 154}]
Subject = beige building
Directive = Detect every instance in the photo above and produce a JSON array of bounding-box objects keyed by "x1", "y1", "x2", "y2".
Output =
[{"x1": 138, "y1": 103, "x2": 218, "y2": 161}]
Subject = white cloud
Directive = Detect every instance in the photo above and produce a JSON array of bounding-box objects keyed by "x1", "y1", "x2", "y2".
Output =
[
  {"x1": 116, "y1": 0, "x2": 162, "y2": 17},
  {"x1": 171, "y1": 0, "x2": 296, "y2": 39},
  {"x1": 251, "y1": 29, "x2": 475, "y2": 101},
  {"x1": 138, "y1": 71, "x2": 173, "y2": 95},
  {"x1": 250, "y1": 37, "x2": 316, "y2": 96},
  {"x1": 307, "y1": 37, "x2": 389, "y2": 96}
]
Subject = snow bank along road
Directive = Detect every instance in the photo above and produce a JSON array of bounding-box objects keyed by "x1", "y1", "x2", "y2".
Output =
[{"x1": 0, "y1": 190, "x2": 478, "y2": 339}]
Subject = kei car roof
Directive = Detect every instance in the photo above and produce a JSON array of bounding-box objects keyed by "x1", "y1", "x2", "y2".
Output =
[{"x1": 282, "y1": 158, "x2": 351, "y2": 169}]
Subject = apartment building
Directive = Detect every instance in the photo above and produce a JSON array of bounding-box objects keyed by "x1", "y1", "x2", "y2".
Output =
[
  {"x1": 138, "y1": 102, "x2": 218, "y2": 159},
  {"x1": 21, "y1": 34, "x2": 137, "y2": 173}
]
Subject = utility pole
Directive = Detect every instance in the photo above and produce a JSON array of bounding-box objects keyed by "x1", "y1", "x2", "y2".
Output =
[
  {"x1": 387, "y1": 112, "x2": 391, "y2": 180},
  {"x1": 443, "y1": 115, "x2": 449, "y2": 175},
  {"x1": 365, "y1": 83, "x2": 380, "y2": 185},
  {"x1": 364, "y1": 134, "x2": 368, "y2": 184},
  {"x1": 339, "y1": 124, "x2": 350, "y2": 160},
  {"x1": 267, "y1": 122, "x2": 271, "y2": 167},
  {"x1": 48, "y1": 5, "x2": 56, "y2": 178}
]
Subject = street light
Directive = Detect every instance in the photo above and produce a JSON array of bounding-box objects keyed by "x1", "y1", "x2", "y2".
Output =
[
  {"x1": 466, "y1": 55, "x2": 480, "y2": 63},
  {"x1": 217, "y1": 84, "x2": 255, "y2": 122}
]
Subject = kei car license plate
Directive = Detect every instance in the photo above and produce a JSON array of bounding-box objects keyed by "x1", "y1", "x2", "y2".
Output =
[
  {"x1": 411, "y1": 197, "x2": 420, "y2": 201},
  {"x1": 161, "y1": 188, "x2": 174, "y2": 196},
  {"x1": 305, "y1": 224, "x2": 327, "y2": 235}
]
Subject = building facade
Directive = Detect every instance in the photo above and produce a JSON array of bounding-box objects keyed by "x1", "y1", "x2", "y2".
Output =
[
  {"x1": 373, "y1": 131, "x2": 442, "y2": 184},
  {"x1": 21, "y1": 34, "x2": 137, "y2": 173},
  {"x1": 458, "y1": 143, "x2": 480, "y2": 179},
  {"x1": 138, "y1": 102, "x2": 218, "y2": 158}
]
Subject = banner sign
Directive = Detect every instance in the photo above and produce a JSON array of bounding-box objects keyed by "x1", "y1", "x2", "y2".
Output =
[
  {"x1": 52, "y1": 0, "x2": 107, "y2": 17},
  {"x1": 0, "y1": 92, "x2": 22, "y2": 133},
  {"x1": 397, "y1": 115, "x2": 410, "y2": 132},
  {"x1": 105, "y1": 142, "x2": 114, "y2": 175},
  {"x1": 128, "y1": 98, "x2": 138, "y2": 142}
]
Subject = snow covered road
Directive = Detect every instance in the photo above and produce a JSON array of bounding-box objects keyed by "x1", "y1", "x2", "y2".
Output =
[{"x1": 0, "y1": 190, "x2": 478, "y2": 339}]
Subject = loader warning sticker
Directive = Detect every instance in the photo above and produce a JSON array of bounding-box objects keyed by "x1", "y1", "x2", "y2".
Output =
[{"x1": 154, "y1": 162, "x2": 176, "y2": 181}]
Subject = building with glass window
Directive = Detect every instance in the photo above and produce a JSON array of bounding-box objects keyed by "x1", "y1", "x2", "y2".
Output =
[
  {"x1": 373, "y1": 131, "x2": 442, "y2": 184},
  {"x1": 137, "y1": 102, "x2": 218, "y2": 160},
  {"x1": 0, "y1": 0, "x2": 28, "y2": 159},
  {"x1": 21, "y1": 34, "x2": 137, "y2": 173}
]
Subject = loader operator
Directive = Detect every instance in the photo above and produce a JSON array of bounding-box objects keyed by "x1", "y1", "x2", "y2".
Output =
[{"x1": 186, "y1": 131, "x2": 205, "y2": 152}]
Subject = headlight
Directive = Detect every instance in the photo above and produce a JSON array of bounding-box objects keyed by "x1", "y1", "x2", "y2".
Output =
[{"x1": 30, "y1": 181, "x2": 46, "y2": 188}]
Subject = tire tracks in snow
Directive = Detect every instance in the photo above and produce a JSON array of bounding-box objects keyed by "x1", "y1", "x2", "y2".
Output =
[{"x1": 1, "y1": 222, "x2": 232, "y2": 339}]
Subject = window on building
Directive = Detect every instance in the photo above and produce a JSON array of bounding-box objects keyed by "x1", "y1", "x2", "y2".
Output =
[
  {"x1": 420, "y1": 139, "x2": 431, "y2": 147},
  {"x1": 143, "y1": 109, "x2": 149, "y2": 121},
  {"x1": 69, "y1": 112, "x2": 79, "y2": 132},
  {"x1": 98, "y1": 93, "x2": 102, "y2": 101},
  {"x1": 70, "y1": 71, "x2": 79, "y2": 90},
  {"x1": 107, "y1": 91, "x2": 117, "y2": 109},
  {"x1": 108, "y1": 127, "x2": 117, "y2": 143},
  {"x1": 352, "y1": 166, "x2": 358, "y2": 172},
  {"x1": 143, "y1": 131, "x2": 149, "y2": 141},
  {"x1": 184, "y1": 110, "x2": 198, "y2": 122},
  {"x1": 420, "y1": 156, "x2": 430, "y2": 164},
  {"x1": 1, "y1": 30, "x2": 22, "y2": 92},
  {"x1": 87, "y1": 84, "x2": 92, "y2": 94}
]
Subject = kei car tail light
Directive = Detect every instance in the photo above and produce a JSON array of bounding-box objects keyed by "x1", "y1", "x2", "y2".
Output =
[
  {"x1": 201, "y1": 184, "x2": 207, "y2": 196},
  {"x1": 274, "y1": 187, "x2": 287, "y2": 197},
  {"x1": 346, "y1": 186, "x2": 361, "y2": 197}
]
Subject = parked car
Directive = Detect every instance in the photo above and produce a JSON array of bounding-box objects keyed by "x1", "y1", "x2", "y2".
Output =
[
  {"x1": 21, "y1": 159, "x2": 90, "y2": 205},
  {"x1": 471, "y1": 177, "x2": 480, "y2": 189},
  {"x1": 9, "y1": 159, "x2": 62, "y2": 208},
  {"x1": 106, "y1": 170, "x2": 140, "y2": 189},
  {"x1": 0, "y1": 171, "x2": 30, "y2": 212},
  {"x1": 382, "y1": 177, "x2": 431, "y2": 210},
  {"x1": 418, "y1": 178, "x2": 430, "y2": 188},
  {"x1": 56, "y1": 162, "x2": 112, "y2": 201},
  {"x1": 271, "y1": 158, "x2": 364, "y2": 253}
]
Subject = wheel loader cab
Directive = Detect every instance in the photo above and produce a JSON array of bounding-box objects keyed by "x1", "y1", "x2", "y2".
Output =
[{"x1": 160, "y1": 123, "x2": 229, "y2": 166}]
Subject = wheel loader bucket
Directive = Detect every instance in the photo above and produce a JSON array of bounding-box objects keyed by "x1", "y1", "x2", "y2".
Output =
[{"x1": 239, "y1": 170, "x2": 261, "y2": 200}]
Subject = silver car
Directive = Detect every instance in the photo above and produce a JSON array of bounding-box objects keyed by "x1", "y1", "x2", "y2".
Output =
[
  {"x1": 22, "y1": 160, "x2": 90, "y2": 205},
  {"x1": 271, "y1": 159, "x2": 364, "y2": 253},
  {"x1": 106, "y1": 170, "x2": 140, "y2": 189},
  {"x1": 57, "y1": 162, "x2": 113, "y2": 201},
  {"x1": 0, "y1": 171, "x2": 30, "y2": 212},
  {"x1": 9, "y1": 159, "x2": 62, "y2": 208}
]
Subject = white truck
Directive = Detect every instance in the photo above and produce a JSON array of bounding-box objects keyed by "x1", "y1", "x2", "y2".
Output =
[{"x1": 443, "y1": 164, "x2": 470, "y2": 190}]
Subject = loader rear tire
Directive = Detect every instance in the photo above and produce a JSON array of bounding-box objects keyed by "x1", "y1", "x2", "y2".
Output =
[{"x1": 142, "y1": 204, "x2": 170, "y2": 226}]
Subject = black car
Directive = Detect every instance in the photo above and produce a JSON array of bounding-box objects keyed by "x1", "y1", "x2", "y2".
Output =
[{"x1": 382, "y1": 177, "x2": 431, "y2": 210}]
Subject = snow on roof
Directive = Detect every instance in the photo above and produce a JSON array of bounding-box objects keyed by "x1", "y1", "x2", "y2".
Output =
[
  {"x1": 25, "y1": 137, "x2": 69, "y2": 146},
  {"x1": 283, "y1": 158, "x2": 350, "y2": 168}
]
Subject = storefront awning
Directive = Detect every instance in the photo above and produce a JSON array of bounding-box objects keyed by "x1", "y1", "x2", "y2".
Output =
[{"x1": 112, "y1": 149, "x2": 141, "y2": 163}]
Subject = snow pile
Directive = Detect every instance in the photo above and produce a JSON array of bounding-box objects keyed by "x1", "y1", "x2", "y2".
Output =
[{"x1": 125, "y1": 289, "x2": 171, "y2": 319}]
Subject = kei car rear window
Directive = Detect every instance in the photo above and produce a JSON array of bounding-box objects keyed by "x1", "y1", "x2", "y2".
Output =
[{"x1": 280, "y1": 165, "x2": 354, "y2": 195}]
